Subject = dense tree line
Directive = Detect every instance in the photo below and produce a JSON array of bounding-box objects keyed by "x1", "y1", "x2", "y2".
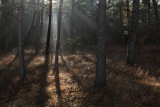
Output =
[{"x1": 0, "y1": 0, "x2": 159, "y2": 86}]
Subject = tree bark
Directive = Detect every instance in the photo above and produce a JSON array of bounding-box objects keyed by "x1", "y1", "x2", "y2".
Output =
[
  {"x1": 126, "y1": 0, "x2": 130, "y2": 32},
  {"x1": 127, "y1": 0, "x2": 139, "y2": 66},
  {"x1": 55, "y1": 0, "x2": 63, "y2": 73},
  {"x1": 46, "y1": 0, "x2": 52, "y2": 55},
  {"x1": 70, "y1": 0, "x2": 75, "y2": 37},
  {"x1": 41, "y1": 0, "x2": 44, "y2": 38},
  {"x1": 147, "y1": 0, "x2": 151, "y2": 25},
  {"x1": 95, "y1": 0, "x2": 106, "y2": 87},
  {"x1": 18, "y1": 0, "x2": 25, "y2": 81},
  {"x1": 152, "y1": 0, "x2": 160, "y2": 38},
  {"x1": 54, "y1": 0, "x2": 63, "y2": 101},
  {"x1": 119, "y1": 0, "x2": 123, "y2": 35},
  {"x1": 147, "y1": 0, "x2": 151, "y2": 36},
  {"x1": 35, "y1": 0, "x2": 41, "y2": 54}
]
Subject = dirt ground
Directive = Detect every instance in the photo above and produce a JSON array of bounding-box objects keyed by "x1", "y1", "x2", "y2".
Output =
[{"x1": 0, "y1": 45, "x2": 160, "y2": 106}]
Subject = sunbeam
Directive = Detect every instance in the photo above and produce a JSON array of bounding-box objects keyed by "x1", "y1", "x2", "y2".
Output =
[{"x1": 0, "y1": 0, "x2": 160, "y2": 106}]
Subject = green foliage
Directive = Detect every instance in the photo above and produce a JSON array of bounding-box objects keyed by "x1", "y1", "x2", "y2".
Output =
[{"x1": 64, "y1": 36, "x2": 83, "y2": 53}]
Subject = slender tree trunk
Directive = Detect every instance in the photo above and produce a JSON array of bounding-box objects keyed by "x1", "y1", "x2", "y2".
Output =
[
  {"x1": 147, "y1": 0, "x2": 151, "y2": 36},
  {"x1": 126, "y1": 0, "x2": 130, "y2": 32},
  {"x1": 152, "y1": 0, "x2": 160, "y2": 38},
  {"x1": 0, "y1": 3, "x2": 1, "y2": 46},
  {"x1": 70, "y1": 0, "x2": 75, "y2": 37},
  {"x1": 10, "y1": 0, "x2": 14, "y2": 42},
  {"x1": 46, "y1": 0, "x2": 52, "y2": 55},
  {"x1": 119, "y1": 0, "x2": 124, "y2": 44},
  {"x1": 4, "y1": 25, "x2": 9, "y2": 52},
  {"x1": 119, "y1": 0, "x2": 123, "y2": 34},
  {"x1": 35, "y1": 0, "x2": 41, "y2": 54},
  {"x1": 77, "y1": 0, "x2": 81, "y2": 10},
  {"x1": 147, "y1": 0, "x2": 151, "y2": 24},
  {"x1": 55, "y1": 0, "x2": 63, "y2": 74},
  {"x1": 95, "y1": 0, "x2": 106, "y2": 87},
  {"x1": 127, "y1": 0, "x2": 139, "y2": 66},
  {"x1": 35, "y1": 0, "x2": 44, "y2": 53},
  {"x1": 18, "y1": 0, "x2": 25, "y2": 81},
  {"x1": 1, "y1": 0, "x2": 8, "y2": 52},
  {"x1": 54, "y1": 0, "x2": 63, "y2": 101},
  {"x1": 41, "y1": 0, "x2": 44, "y2": 37},
  {"x1": 4, "y1": 1, "x2": 9, "y2": 53}
]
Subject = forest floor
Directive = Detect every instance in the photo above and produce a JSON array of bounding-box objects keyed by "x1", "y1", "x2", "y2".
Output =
[{"x1": 0, "y1": 45, "x2": 160, "y2": 106}]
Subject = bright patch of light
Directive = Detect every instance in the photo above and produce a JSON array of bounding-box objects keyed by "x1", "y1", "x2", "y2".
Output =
[
  {"x1": 44, "y1": 0, "x2": 59, "y2": 4},
  {"x1": 44, "y1": 0, "x2": 49, "y2": 4}
]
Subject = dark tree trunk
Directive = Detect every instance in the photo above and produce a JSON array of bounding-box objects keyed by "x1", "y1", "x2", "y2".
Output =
[
  {"x1": 1, "y1": 0, "x2": 8, "y2": 52},
  {"x1": 147, "y1": 0, "x2": 151, "y2": 25},
  {"x1": 10, "y1": 0, "x2": 14, "y2": 42},
  {"x1": 23, "y1": 10, "x2": 36, "y2": 46},
  {"x1": 55, "y1": 0, "x2": 63, "y2": 73},
  {"x1": 70, "y1": 0, "x2": 75, "y2": 37},
  {"x1": 40, "y1": 0, "x2": 44, "y2": 38},
  {"x1": 46, "y1": 0, "x2": 52, "y2": 55},
  {"x1": 35, "y1": 0, "x2": 41, "y2": 54},
  {"x1": 119, "y1": 0, "x2": 123, "y2": 36},
  {"x1": 147, "y1": 0, "x2": 151, "y2": 36},
  {"x1": 95, "y1": 0, "x2": 106, "y2": 87},
  {"x1": 4, "y1": 1, "x2": 9, "y2": 53},
  {"x1": 18, "y1": 0, "x2": 25, "y2": 81},
  {"x1": 127, "y1": 0, "x2": 139, "y2": 66},
  {"x1": 77, "y1": 0, "x2": 81, "y2": 10},
  {"x1": 152, "y1": 0, "x2": 160, "y2": 38},
  {"x1": 54, "y1": 0, "x2": 63, "y2": 100},
  {"x1": 126, "y1": 0, "x2": 130, "y2": 32}
]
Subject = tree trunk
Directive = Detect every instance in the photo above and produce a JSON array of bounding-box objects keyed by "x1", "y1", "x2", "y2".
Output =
[
  {"x1": 126, "y1": 0, "x2": 130, "y2": 32},
  {"x1": 4, "y1": 1, "x2": 9, "y2": 53},
  {"x1": 77, "y1": 0, "x2": 81, "y2": 10},
  {"x1": 147, "y1": 0, "x2": 151, "y2": 25},
  {"x1": 127, "y1": 0, "x2": 139, "y2": 66},
  {"x1": 46, "y1": 0, "x2": 52, "y2": 55},
  {"x1": 70, "y1": 0, "x2": 75, "y2": 37},
  {"x1": 41, "y1": 0, "x2": 44, "y2": 39},
  {"x1": 54, "y1": 0, "x2": 63, "y2": 100},
  {"x1": 18, "y1": 0, "x2": 25, "y2": 81},
  {"x1": 119, "y1": 0, "x2": 124, "y2": 44},
  {"x1": 1, "y1": 0, "x2": 8, "y2": 52},
  {"x1": 147, "y1": 0, "x2": 151, "y2": 36},
  {"x1": 119, "y1": 0, "x2": 123, "y2": 34},
  {"x1": 35, "y1": 0, "x2": 41, "y2": 54},
  {"x1": 55, "y1": 0, "x2": 63, "y2": 74},
  {"x1": 152, "y1": 0, "x2": 160, "y2": 39},
  {"x1": 95, "y1": 0, "x2": 107, "y2": 87}
]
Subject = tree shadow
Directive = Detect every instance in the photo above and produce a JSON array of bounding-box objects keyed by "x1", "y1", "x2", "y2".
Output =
[
  {"x1": 136, "y1": 47, "x2": 160, "y2": 77},
  {"x1": 32, "y1": 63, "x2": 50, "y2": 106},
  {"x1": 59, "y1": 51, "x2": 160, "y2": 106},
  {"x1": 60, "y1": 52, "x2": 82, "y2": 86},
  {"x1": 0, "y1": 53, "x2": 52, "y2": 106},
  {"x1": 54, "y1": 67, "x2": 62, "y2": 107},
  {"x1": 0, "y1": 52, "x2": 37, "y2": 104},
  {"x1": 105, "y1": 66, "x2": 160, "y2": 106},
  {"x1": 45, "y1": 53, "x2": 63, "y2": 106},
  {"x1": 0, "y1": 53, "x2": 18, "y2": 76},
  {"x1": 52, "y1": 52, "x2": 62, "y2": 106}
]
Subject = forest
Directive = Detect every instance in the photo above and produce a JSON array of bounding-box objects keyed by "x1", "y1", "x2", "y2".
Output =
[{"x1": 0, "y1": 0, "x2": 160, "y2": 106}]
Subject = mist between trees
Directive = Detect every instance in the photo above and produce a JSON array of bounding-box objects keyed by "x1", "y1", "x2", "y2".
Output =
[{"x1": 0, "y1": 0, "x2": 160, "y2": 106}]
